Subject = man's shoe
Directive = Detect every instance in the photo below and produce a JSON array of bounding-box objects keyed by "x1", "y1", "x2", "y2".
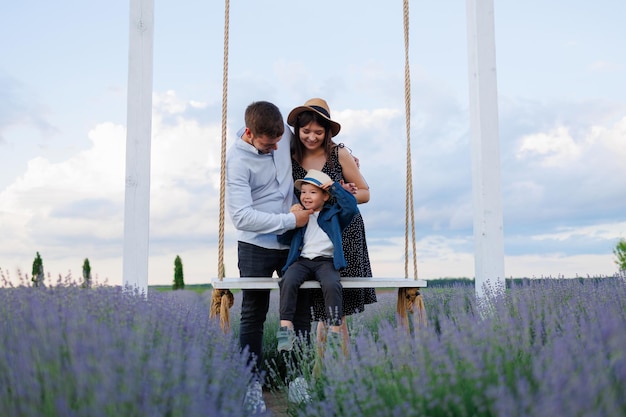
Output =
[
  {"x1": 288, "y1": 376, "x2": 312, "y2": 404},
  {"x1": 277, "y1": 326, "x2": 296, "y2": 352},
  {"x1": 243, "y1": 380, "x2": 266, "y2": 414}
]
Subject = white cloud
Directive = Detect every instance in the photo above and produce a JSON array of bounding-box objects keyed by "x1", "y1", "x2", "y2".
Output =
[
  {"x1": 505, "y1": 253, "x2": 617, "y2": 278},
  {"x1": 506, "y1": 115, "x2": 626, "y2": 227},
  {"x1": 516, "y1": 116, "x2": 626, "y2": 170},
  {"x1": 0, "y1": 121, "x2": 126, "y2": 215},
  {"x1": 0, "y1": 91, "x2": 227, "y2": 283},
  {"x1": 189, "y1": 100, "x2": 208, "y2": 109},
  {"x1": 587, "y1": 115, "x2": 626, "y2": 158},
  {"x1": 152, "y1": 90, "x2": 187, "y2": 115},
  {"x1": 367, "y1": 235, "x2": 475, "y2": 279},
  {"x1": 516, "y1": 126, "x2": 581, "y2": 167},
  {"x1": 531, "y1": 221, "x2": 626, "y2": 242},
  {"x1": 0, "y1": 122, "x2": 126, "y2": 262},
  {"x1": 2, "y1": 89, "x2": 626, "y2": 286}
]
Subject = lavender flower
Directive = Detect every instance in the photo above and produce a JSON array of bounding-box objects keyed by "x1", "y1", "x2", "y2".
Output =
[
  {"x1": 295, "y1": 278, "x2": 626, "y2": 417},
  {"x1": 0, "y1": 281, "x2": 255, "y2": 417}
]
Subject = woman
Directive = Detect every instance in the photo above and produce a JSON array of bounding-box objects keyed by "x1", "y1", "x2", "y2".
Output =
[{"x1": 287, "y1": 98, "x2": 377, "y2": 353}]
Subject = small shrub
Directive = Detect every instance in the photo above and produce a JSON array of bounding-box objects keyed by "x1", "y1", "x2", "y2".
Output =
[
  {"x1": 173, "y1": 255, "x2": 185, "y2": 290},
  {"x1": 82, "y1": 258, "x2": 92, "y2": 289},
  {"x1": 31, "y1": 252, "x2": 44, "y2": 288}
]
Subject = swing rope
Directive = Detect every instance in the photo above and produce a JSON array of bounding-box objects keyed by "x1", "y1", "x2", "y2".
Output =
[
  {"x1": 403, "y1": 0, "x2": 418, "y2": 282},
  {"x1": 398, "y1": 0, "x2": 427, "y2": 330},
  {"x1": 209, "y1": 0, "x2": 234, "y2": 332},
  {"x1": 210, "y1": 0, "x2": 425, "y2": 332}
]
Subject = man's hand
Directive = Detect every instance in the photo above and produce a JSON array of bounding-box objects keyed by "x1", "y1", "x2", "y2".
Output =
[
  {"x1": 293, "y1": 208, "x2": 313, "y2": 227},
  {"x1": 290, "y1": 204, "x2": 304, "y2": 213}
]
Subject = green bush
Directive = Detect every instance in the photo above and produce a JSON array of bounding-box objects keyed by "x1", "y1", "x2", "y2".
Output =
[
  {"x1": 82, "y1": 258, "x2": 92, "y2": 289},
  {"x1": 173, "y1": 255, "x2": 185, "y2": 290},
  {"x1": 31, "y1": 251, "x2": 44, "y2": 287}
]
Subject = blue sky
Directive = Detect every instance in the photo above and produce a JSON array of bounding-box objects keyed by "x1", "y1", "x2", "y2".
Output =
[{"x1": 1, "y1": 0, "x2": 625, "y2": 286}]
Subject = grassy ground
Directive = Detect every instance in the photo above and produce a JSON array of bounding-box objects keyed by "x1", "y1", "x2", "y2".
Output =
[{"x1": 149, "y1": 283, "x2": 214, "y2": 294}]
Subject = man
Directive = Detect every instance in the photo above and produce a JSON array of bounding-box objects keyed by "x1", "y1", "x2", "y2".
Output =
[{"x1": 226, "y1": 100, "x2": 313, "y2": 413}]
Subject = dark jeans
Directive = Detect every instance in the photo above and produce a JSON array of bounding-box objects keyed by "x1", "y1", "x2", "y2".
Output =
[
  {"x1": 279, "y1": 257, "x2": 343, "y2": 326},
  {"x1": 238, "y1": 242, "x2": 311, "y2": 372}
]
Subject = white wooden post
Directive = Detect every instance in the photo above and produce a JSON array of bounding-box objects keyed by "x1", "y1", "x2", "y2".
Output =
[
  {"x1": 123, "y1": 0, "x2": 154, "y2": 294},
  {"x1": 466, "y1": 0, "x2": 505, "y2": 298}
]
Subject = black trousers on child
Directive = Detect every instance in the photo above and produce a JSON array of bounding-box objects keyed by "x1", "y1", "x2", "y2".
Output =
[{"x1": 279, "y1": 257, "x2": 343, "y2": 326}]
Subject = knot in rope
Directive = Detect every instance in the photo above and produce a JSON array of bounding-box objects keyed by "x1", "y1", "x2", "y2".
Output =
[
  {"x1": 397, "y1": 287, "x2": 427, "y2": 331},
  {"x1": 210, "y1": 288, "x2": 234, "y2": 333}
]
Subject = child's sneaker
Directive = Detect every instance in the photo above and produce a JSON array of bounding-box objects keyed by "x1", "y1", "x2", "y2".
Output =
[
  {"x1": 288, "y1": 376, "x2": 312, "y2": 404},
  {"x1": 277, "y1": 326, "x2": 296, "y2": 352},
  {"x1": 243, "y1": 380, "x2": 266, "y2": 414}
]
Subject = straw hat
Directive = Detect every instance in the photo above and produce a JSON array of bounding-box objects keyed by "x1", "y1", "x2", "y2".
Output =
[
  {"x1": 287, "y1": 98, "x2": 341, "y2": 137},
  {"x1": 294, "y1": 169, "x2": 333, "y2": 190}
]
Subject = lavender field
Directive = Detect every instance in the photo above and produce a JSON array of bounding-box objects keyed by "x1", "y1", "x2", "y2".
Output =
[{"x1": 1, "y1": 271, "x2": 625, "y2": 417}]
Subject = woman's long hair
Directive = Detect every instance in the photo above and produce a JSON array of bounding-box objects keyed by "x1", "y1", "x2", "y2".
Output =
[{"x1": 291, "y1": 111, "x2": 336, "y2": 164}]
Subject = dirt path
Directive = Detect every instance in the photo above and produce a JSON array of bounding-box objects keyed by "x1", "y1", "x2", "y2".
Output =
[{"x1": 264, "y1": 390, "x2": 289, "y2": 417}]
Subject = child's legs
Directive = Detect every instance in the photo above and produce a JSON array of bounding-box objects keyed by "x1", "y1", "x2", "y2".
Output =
[
  {"x1": 292, "y1": 289, "x2": 311, "y2": 339},
  {"x1": 279, "y1": 261, "x2": 311, "y2": 326},
  {"x1": 314, "y1": 261, "x2": 343, "y2": 326}
]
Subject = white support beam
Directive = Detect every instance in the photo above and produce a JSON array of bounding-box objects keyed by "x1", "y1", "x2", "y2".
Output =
[
  {"x1": 123, "y1": 0, "x2": 154, "y2": 294},
  {"x1": 466, "y1": 0, "x2": 505, "y2": 297}
]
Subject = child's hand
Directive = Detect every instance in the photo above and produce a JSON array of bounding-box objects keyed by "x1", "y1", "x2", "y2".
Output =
[
  {"x1": 320, "y1": 181, "x2": 333, "y2": 191},
  {"x1": 290, "y1": 204, "x2": 304, "y2": 213}
]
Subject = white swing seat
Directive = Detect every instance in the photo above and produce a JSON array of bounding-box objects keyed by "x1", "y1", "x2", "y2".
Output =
[{"x1": 210, "y1": 277, "x2": 427, "y2": 290}]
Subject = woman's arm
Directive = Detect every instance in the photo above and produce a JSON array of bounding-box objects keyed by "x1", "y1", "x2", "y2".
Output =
[
  {"x1": 327, "y1": 181, "x2": 359, "y2": 230},
  {"x1": 337, "y1": 146, "x2": 370, "y2": 204}
]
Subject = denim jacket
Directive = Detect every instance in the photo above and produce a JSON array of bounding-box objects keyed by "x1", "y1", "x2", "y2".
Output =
[{"x1": 278, "y1": 182, "x2": 359, "y2": 273}]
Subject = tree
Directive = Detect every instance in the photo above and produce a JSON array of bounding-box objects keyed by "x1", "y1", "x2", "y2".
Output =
[
  {"x1": 82, "y1": 258, "x2": 92, "y2": 289},
  {"x1": 31, "y1": 252, "x2": 44, "y2": 288},
  {"x1": 614, "y1": 238, "x2": 626, "y2": 273},
  {"x1": 173, "y1": 255, "x2": 185, "y2": 290}
]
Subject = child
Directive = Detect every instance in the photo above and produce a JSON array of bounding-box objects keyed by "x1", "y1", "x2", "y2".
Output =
[{"x1": 277, "y1": 169, "x2": 359, "y2": 352}]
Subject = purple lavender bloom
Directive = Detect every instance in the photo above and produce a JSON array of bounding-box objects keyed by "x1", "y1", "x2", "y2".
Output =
[
  {"x1": 293, "y1": 278, "x2": 626, "y2": 417},
  {"x1": 0, "y1": 282, "x2": 256, "y2": 417}
]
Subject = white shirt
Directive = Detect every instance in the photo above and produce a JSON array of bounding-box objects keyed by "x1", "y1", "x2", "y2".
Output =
[{"x1": 300, "y1": 212, "x2": 334, "y2": 259}]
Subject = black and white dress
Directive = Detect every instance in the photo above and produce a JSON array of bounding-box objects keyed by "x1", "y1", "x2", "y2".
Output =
[{"x1": 292, "y1": 144, "x2": 377, "y2": 322}]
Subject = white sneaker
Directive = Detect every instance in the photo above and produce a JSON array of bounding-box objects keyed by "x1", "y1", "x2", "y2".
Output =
[
  {"x1": 288, "y1": 376, "x2": 312, "y2": 404},
  {"x1": 243, "y1": 380, "x2": 266, "y2": 414}
]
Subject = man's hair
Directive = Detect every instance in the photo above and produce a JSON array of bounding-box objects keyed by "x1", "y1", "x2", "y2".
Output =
[{"x1": 244, "y1": 101, "x2": 285, "y2": 139}]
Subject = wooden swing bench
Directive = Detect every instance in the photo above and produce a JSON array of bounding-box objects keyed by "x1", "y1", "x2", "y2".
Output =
[
  {"x1": 210, "y1": 276, "x2": 428, "y2": 333},
  {"x1": 210, "y1": 277, "x2": 428, "y2": 331},
  {"x1": 211, "y1": 276, "x2": 427, "y2": 290}
]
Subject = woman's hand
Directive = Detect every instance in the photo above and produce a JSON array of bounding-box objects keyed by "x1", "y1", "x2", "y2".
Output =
[
  {"x1": 337, "y1": 145, "x2": 370, "y2": 203},
  {"x1": 340, "y1": 180, "x2": 358, "y2": 194}
]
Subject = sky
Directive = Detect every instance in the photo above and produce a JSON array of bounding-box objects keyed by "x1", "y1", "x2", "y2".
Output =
[{"x1": 1, "y1": 0, "x2": 625, "y2": 286}]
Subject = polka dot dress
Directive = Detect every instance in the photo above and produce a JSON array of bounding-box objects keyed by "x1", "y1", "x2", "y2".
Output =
[{"x1": 293, "y1": 144, "x2": 377, "y2": 321}]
